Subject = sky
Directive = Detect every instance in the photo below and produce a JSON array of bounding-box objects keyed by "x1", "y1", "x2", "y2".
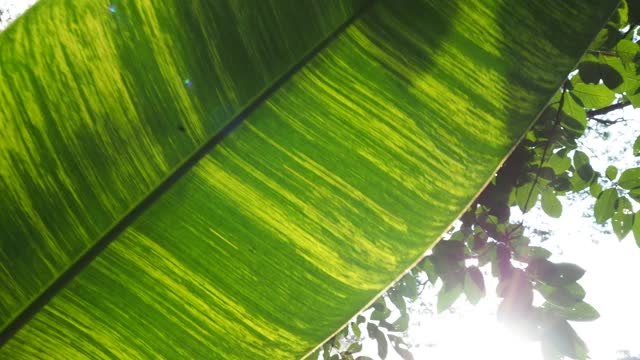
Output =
[{"x1": 2, "y1": 1, "x2": 640, "y2": 360}]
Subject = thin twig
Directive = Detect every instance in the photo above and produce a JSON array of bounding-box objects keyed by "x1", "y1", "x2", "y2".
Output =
[
  {"x1": 522, "y1": 83, "x2": 567, "y2": 214},
  {"x1": 588, "y1": 116, "x2": 627, "y2": 125},
  {"x1": 586, "y1": 100, "x2": 631, "y2": 117}
]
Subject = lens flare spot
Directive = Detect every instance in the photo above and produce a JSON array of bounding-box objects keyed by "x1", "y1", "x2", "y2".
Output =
[{"x1": 109, "y1": 5, "x2": 116, "y2": 13}]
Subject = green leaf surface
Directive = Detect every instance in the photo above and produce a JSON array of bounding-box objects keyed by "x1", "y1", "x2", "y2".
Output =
[
  {"x1": 537, "y1": 284, "x2": 582, "y2": 307},
  {"x1": 545, "y1": 301, "x2": 600, "y2": 322},
  {"x1": 392, "y1": 314, "x2": 409, "y2": 332},
  {"x1": 464, "y1": 266, "x2": 486, "y2": 305},
  {"x1": 543, "y1": 320, "x2": 588, "y2": 359},
  {"x1": 547, "y1": 153, "x2": 571, "y2": 174},
  {"x1": 351, "y1": 322, "x2": 362, "y2": 339},
  {"x1": 347, "y1": 342, "x2": 363, "y2": 353},
  {"x1": 578, "y1": 60, "x2": 623, "y2": 90},
  {"x1": 366, "y1": 323, "x2": 388, "y2": 359},
  {"x1": 548, "y1": 263, "x2": 586, "y2": 286},
  {"x1": 419, "y1": 257, "x2": 438, "y2": 285},
  {"x1": 633, "y1": 135, "x2": 640, "y2": 156},
  {"x1": 612, "y1": 197, "x2": 635, "y2": 240},
  {"x1": 615, "y1": 39, "x2": 639, "y2": 65},
  {"x1": 573, "y1": 150, "x2": 595, "y2": 183},
  {"x1": 437, "y1": 281, "x2": 463, "y2": 314},
  {"x1": 558, "y1": 91, "x2": 588, "y2": 134},
  {"x1": 618, "y1": 167, "x2": 640, "y2": 189},
  {"x1": 541, "y1": 189, "x2": 563, "y2": 218},
  {"x1": 571, "y1": 83, "x2": 615, "y2": 109},
  {"x1": 0, "y1": 0, "x2": 618, "y2": 358},
  {"x1": 517, "y1": 182, "x2": 539, "y2": 213},
  {"x1": 594, "y1": 188, "x2": 619, "y2": 224},
  {"x1": 605, "y1": 165, "x2": 618, "y2": 181}
]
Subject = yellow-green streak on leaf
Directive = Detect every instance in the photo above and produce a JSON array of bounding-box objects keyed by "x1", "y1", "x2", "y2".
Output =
[
  {"x1": 0, "y1": 0, "x2": 617, "y2": 358},
  {"x1": 0, "y1": 0, "x2": 368, "y2": 329}
]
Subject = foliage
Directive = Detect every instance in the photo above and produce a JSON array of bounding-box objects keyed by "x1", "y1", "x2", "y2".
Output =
[
  {"x1": 2, "y1": 0, "x2": 615, "y2": 358},
  {"x1": 314, "y1": 1, "x2": 640, "y2": 359}
]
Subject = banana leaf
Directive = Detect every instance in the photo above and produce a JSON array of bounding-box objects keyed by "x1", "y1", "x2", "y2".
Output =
[{"x1": 0, "y1": 0, "x2": 616, "y2": 358}]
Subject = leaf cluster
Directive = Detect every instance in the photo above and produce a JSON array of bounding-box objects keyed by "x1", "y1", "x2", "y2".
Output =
[{"x1": 314, "y1": 2, "x2": 640, "y2": 359}]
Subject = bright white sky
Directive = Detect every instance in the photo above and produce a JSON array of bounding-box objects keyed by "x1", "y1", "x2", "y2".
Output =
[{"x1": 2, "y1": 1, "x2": 640, "y2": 360}]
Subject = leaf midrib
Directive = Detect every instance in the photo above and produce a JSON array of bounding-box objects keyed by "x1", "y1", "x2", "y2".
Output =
[{"x1": 0, "y1": 0, "x2": 376, "y2": 344}]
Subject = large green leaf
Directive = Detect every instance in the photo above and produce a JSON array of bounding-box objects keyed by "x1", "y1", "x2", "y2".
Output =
[{"x1": 0, "y1": 0, "x2": 616, "y2": 358}]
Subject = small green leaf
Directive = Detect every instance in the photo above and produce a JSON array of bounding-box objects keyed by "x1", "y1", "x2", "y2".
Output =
[
  {"x1": 389, "y1": 291, "x2": 406, "y2": 314},
  {"x1": 463, "y1": 266, "x2": 486, "y2": 305},
  {"x1": 629, "y1": 188, "x2": 640, "y2": 203},
  {"x1": 541, "y1": 190, "x2": 562, "y2": 218},
  {"x1": 437, "y1": 280, "x2": 462, "y2": 313},
  {"x1": 371, "y1": 306, "x2": 391, "y2": 321},
  {"x1": 546, "y1": 301, "x2": 600, "y2": 322},
  {"x1": 615, "y1": 39, "x2": 639, "y2": 65},
  {"x1": 633, "y1": 135, "x2": 640, "y2": 156},
  {"x1": 571, "y1": 83, "x2": 615, "y2": 109},
  {"x1": 605, "y1": 165, "x2": 618, "y2": 181},
  {"x1": 351, "y1": 322, "x2": 361, "y2": 339},
  {"x1": 543, "y1": 320, "x2": 588, "y2": 359},
  {"x1": 356, "y1": 315, "x2": 365, "y2": 324},
  {"x1": 347, "y1": 342, "x2": 362, "y2": 353},
  {"x1": 477, "y1": 242, "x2": 496, "y2": 267},
  {"x1": 392, "y1": 314, "x2": 409, "y2": 332},
  {"x1": 528, "y1": 246, "x2": 552, "y2": 259},
  {"x1": 548, "y1": 263, "x2": 586, "y2": 286},
  {"x1": 612, "y1": 197, "x2": 634, "y2": 240},
  {"x1": 589, "y1": 181, "x2": 602, "y2": 197},
  {"x1": 366, "y1": 322, "x2": 378, "y2": 339},
  {"x1": 563, "y1": 283, "x2": 587, "y2": 301},
  {"x1": 559, "y1": 92, "x2": 587, "y2": 133},
  {"x1": 578, "y1": 61, "x2": 601, "y2": 84},
  {"x1": 578, "y1": 60, "x2": 623, "y2": 91},
  {"x1": 618, "y1": 167, "x2": 640, "y2": 189},
  {"x1": 537, "y1": 284, "x2": 580, "y2": 307},
  {"x1": 594, "y1": 188, "x2": 618, "y2": 224},
  {"x1": 547, "y1": 153, "x2": 571, "y2": 174},
  {"x1": 516, "y1": 182, "x2": 538, "y2": 213},
  {"x1": 400, "y1": 273, "x2": 418, "y2": 301},
  {"x1": 323, "y1": 342, "x2": 332, "y2": 360},
  {"x1": 375, "y1": 331, "x2": 388, "y2": 359},
  {"x1": 573, "y1": 150, "x2": 594, "y2": 183},
  {"x1": 419, "y1": 257, "x2": 437, "y2": 285},
  {"x1": 600, "y1": 63, "x2": 624, "y2": 89}
]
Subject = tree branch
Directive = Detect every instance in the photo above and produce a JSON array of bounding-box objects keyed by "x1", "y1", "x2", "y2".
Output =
[
  {"x1": 588, "y1": 116, "x2": 627, "y2": 125},
  {"x1": 586, "y1": 100, "x2": 631, "y2": 117}
]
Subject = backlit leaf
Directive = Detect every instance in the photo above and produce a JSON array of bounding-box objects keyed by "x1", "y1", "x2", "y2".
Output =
[
  {"x1": 605, "y1": 165, "x2": 618, "y2": 181},
  {"x1": 594, "y1": 188, "x2": 619, "y2": 224},
  {"x1": 541, "y1": 190, "x2": 562, "y2": 218},
  {"x1": 0, "y1": 0, "x2": 618, "y2": 357},
  {"x1": 548, "y1": 263, "x2": 586, "y2": 286},
  {"x1": 612, "y1": 197, "x2": 634, "y2": 240},
  {"x1": 464, "y1": 266, "x2": 486, "y2": 305},
  {"x1": 618, "y1": 167, "x2": 640, "y2": 189},
  {"x1": 437, "y1": 281, "x2": 463, "y2": 314},
  {"x1": 571, "y1": 83, "x2": 615, "y2": 109}
]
